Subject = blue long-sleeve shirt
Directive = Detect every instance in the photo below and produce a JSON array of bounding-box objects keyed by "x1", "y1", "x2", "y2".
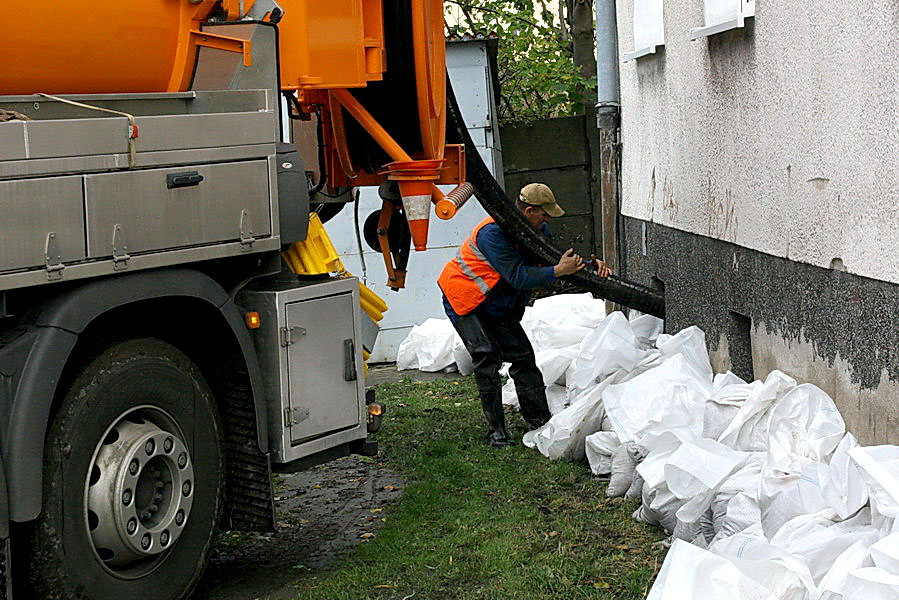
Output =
[{"x1": 442, "y1": 222, "x2": 556, "y2": 323}]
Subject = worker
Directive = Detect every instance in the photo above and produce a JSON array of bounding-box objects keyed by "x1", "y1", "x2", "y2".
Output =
[{"x1": 438, "y1": 183, "x2": 613, "y2": 447}]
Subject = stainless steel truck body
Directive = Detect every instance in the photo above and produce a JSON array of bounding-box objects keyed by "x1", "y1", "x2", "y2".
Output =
[{"x1": 0, "y1": 23, "x2": 374, "y2": 599}]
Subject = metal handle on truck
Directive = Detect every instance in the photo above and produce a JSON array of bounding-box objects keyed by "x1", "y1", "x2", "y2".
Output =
[
  {"x1": 343, "y1": 339, "x2": 357, "y2": 382},
  {"x1": 166, "y1": 171, "x2": 205, "y2": 189}
]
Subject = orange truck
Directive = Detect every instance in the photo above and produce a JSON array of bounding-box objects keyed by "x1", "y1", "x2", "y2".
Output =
[{"x1": 0, "y1": 1, "x2": 469, "y2": 598}]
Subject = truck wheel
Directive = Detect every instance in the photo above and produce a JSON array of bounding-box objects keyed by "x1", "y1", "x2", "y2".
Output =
[{"x1": 25, "y1": 338, "x2": 223, "y2": 599}]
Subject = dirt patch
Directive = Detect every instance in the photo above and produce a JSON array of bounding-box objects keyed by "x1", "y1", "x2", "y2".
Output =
[{"x1": 196, "y1": 455, "x2": 405, "y2": 600}]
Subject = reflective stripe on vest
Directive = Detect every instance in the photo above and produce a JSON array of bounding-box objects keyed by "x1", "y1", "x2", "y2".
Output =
[
  {"x1": 437, "y1": 217, "x2": 502, "y2": 316},
  {"x1": 453, "y1": 248, "x2": 490, "y2": 294}
]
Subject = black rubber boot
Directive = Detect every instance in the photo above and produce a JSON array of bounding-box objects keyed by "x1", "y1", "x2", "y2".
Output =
[
  {"x1": 515, "y1": 385, "x2": 552, "y2": 430},
  {"x1": 481, "y1": 391, "x2": 514, "y2": 447}
]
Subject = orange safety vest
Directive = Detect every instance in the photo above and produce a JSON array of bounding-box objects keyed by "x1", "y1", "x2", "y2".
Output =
[{"x1": 438, "y1": 217, "x2": 503, "y2": 316}]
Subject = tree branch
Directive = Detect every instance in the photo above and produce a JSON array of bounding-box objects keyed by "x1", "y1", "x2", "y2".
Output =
[
  {"x1": 445, "y1": 0, "x2": 540, "y2": 28},
  {"x1": 457, "y1": 2, "x2": 479, "y2": 32}
]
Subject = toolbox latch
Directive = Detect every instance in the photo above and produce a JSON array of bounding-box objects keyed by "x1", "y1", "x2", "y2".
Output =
[
  {"x1": 283, "y1": 406, "x2": 310, "y2": 427},
  {"x1": 44, "y1": 232, "x2": 65, "y2": 281},
  {"x1": 280, "y1": 326, "x2": 307, "y2": 347},
  {"x1": 239, "y1": 209, "x2": 256, "y2": 251},
  {"x1": 112, "y1": 224, "x2": 131, "y2": 271}
]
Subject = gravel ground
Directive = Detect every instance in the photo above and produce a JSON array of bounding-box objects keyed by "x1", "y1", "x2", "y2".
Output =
[
  {"x1": 194, "y1": 365, "x2": 457, "y2": 600},
  {"x1": 196, "y1": 454, "x2": 405, "y2": 600}
]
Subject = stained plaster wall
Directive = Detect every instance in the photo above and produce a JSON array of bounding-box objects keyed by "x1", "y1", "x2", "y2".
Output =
[
  {"x1": 623, "y1": 217, "x2": 899, "y2": 445},
  {"x1": 616, "y1": 0, "x2": 899, "y2": 283},
  {"x1": 614, "y1": 1, "x2": 899, "y2": 443}
]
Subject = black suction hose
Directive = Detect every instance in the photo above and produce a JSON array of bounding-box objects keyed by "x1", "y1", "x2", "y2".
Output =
[{"x1": 445, "y1": 77, "x2": 666, "y2": 318}]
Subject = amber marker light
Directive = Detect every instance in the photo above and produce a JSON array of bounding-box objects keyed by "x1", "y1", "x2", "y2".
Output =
[
  {"x1": 245, "y1": 312, "x2": 261, "y2": 329},
  {"x1": 367, "y1": 403, "x2": 385, "y2": 417}
]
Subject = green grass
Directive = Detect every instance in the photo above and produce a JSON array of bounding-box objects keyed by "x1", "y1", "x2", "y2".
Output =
[{"x1": 292, "y1": 376, "x2": 667, "y2": 600}]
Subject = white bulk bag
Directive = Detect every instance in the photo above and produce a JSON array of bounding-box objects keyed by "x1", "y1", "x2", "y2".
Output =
[
  {"x1": 664, "y1": 438, "x2": 749, "y2": 524},
  {"x1": 711, "y1": 491, "x2": 762, "y2": 545},
  {"x1": 395, "y1": 318, "x2": 457, "y2": 372},
  {"x1": 535, "y1": 346, "x2": 579, "y2": 386},
  {"x1": 529, "y1": 293, "x2": 606, "y2": 327},
  {"x1": 709, "y1": 526, "x2": 816, "y2": 600},
  {"x1": 870, "y1": 532, "x2": 899, "y2": 574},
  {"x1": 758, "y1": 457, "x2": 830, "y2": 539},
  {"x1": 629, "y1": 311, "x2": 664, "y2": 348},
  {"x1": 633, "y1": 428, "x2": 698, "y2": 534},
  {"x1": 646, "y1": 539, "x2": 782, "y2": 600},
  {"x1": 709, "y1": 454, "x2": 764, "y2": 539},
  {"x1": 522, "y1": 379, "x2": 608, "y2": 461},
  {"x1": 531, "y1": 324, "x2": 592, "y2": 351},
  {"x1": 607, "y1": 442, "x2": 641, "y2": 497},
  {"x1": 603, "y1": 355, "x2": 709, "y2": 444},
  {"x1": 765, "y1": 383, "x2": 845, "y2": 472},
  {"x1": 585, "y1": 430, "x2": 620, "y2": 476},
  {"x1": 656, "y1": 325, "x2": 714, "y2": 382},
  {"x1": 527, "y1": 294, "x2": 604, "y2": 350},
  {"x1": 769, "y1": 510, "x2": 876, "y2": 585},
  {"x1": 843, "y1": 567, "x2": 899, "y2": 599},
  {"x1": 545, "y1": 384, "x2": 569, "y2": 416},
  {"x1": 718, "y1": 370, "x2": 797, "y2": 451},
  {"x1": 849, "y1": 445, "x2": 899, "y2": 520},
  {"x1": 816, "y1": 540, "x2": 875, "y2": 600},
  {"x1": 820, "y1": 433, "x2": 869, "y2": 519},
  {"x1": 567, "y1": 312, "x2": 642, "y2": 396},
  {"x1": 704, "y1": 373, "x2": 758, "y2": 440},
  {"x1": 626, "y1": 470, "x2": 645, "y2": 500}
]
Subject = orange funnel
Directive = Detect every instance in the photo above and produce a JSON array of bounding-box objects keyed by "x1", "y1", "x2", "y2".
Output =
[
  {"x1": 396, "y1": 180, "x2": 433, "y2": 251},
  {"x1": 385, "y1": 159, "x2": 444, "y2": 251}
]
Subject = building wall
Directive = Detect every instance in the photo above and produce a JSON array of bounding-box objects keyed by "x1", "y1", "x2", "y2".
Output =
[
  {"x1": 623, "y1": 218, "x2": 899, "y2": 445},
  {"x1": 615, "y1": 1, "x2": 899, "y2": 443},
  {"x1": 617, "y1": 1, "x2": 898, "y2": 281}
]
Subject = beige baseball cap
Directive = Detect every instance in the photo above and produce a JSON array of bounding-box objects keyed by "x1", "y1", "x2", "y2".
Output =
[{"x1": 519, "y1": 183, "x2": 565, "y2": 217}]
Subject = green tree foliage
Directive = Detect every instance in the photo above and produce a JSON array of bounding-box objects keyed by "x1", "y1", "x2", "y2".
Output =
[{"x1": 445, "y1": 0, "x2": 596, "y2": 125}]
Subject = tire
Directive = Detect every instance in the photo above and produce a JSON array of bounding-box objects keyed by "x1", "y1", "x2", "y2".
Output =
[{"x1": 24, "y1": 338, "x2": 223, "y2": 600}]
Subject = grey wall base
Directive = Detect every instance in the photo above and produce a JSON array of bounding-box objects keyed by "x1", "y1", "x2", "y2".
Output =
[{"x1": 623, "y1": 217, "x2": 899, "y2": 445}]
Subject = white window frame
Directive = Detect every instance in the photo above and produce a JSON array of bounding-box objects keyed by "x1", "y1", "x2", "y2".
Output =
[
  {"x1": 690, "y1": 0, "x2": 755, "y2": 40},
  {"x1": 623, "y1": 0, "x2": 666, "y2": 62}
]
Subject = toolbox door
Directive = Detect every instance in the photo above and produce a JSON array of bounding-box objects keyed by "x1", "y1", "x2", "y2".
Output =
[{"x1": 284, "y1": 292, "x2": 361, "y2": 444}]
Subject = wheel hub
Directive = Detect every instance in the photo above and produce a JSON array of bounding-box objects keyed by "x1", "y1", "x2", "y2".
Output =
[{"x1": 86, "y1": 413, "x2": 194, "y2": 569}]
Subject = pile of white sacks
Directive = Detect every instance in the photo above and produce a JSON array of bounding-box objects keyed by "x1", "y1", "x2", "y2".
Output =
[{"x1": 396, "y1": 294, "x2": 899, "y2": 599}]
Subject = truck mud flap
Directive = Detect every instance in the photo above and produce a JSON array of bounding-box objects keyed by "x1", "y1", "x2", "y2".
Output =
[{"x1": 445, "y1": 78, "x2": 665, "y2": 318}]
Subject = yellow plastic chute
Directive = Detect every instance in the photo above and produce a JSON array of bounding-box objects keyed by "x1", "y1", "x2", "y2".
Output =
[{"x1": 282, "y1": 213, "x2": 388, "y2": 372}]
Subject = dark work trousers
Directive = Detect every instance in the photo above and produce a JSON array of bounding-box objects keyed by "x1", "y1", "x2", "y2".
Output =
[{"x1": 452, "y1": 307, "x2": 552, "y2": 436}]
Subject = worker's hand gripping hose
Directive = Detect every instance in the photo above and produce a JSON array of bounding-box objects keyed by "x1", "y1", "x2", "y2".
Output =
[{"x1": 444, "y1": 77, "x2": 665, "y2": 318}]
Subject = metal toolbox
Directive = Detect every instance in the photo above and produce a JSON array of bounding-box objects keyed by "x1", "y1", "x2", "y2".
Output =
[
  {"x1": 237, "y1": 277, "x2": 367, "y2": 464},
  {"x1": 0, "y1": 89, "x2": 282, "y2": 292},
  {"x1": 83, "y1": 160, "x2": 272, "y2": 257},
  {"x1": 0, "y1": 175, "x2": 85, "y2": 272}
]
